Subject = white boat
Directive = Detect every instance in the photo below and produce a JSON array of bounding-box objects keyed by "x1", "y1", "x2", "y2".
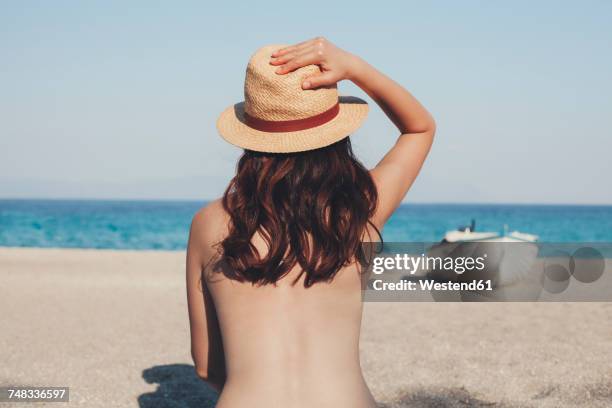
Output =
[
  {"x1": 427, "y1": 220, "x2": 540, "y2": 287},
  {"x1": 443, "y1": 219, "x2": 538, "y2": 243}
]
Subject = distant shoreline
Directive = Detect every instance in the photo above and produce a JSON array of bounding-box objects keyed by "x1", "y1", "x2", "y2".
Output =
[{"x1": 1, "y1": 197, "x2": 612, "y2": 207}]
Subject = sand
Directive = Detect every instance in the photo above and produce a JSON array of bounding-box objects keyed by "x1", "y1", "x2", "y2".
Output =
[{"x1": 0, "y1": 247, "x2": 610, "y2": 407}]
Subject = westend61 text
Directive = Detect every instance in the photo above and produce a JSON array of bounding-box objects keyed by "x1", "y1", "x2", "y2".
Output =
[{"x1": 372, "y1": 279, "x2": 493, "y2": 292}]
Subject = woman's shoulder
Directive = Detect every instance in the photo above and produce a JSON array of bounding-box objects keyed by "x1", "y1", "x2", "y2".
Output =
[{"x1": 190, "y1": 198, "x2": 230, "y2": 249}]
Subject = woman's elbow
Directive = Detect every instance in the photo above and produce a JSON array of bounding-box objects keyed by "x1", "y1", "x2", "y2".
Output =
[
  {"x1": 407, "y1": 117, "x2": 436, "y2": 136},
  {"x1": 426, "y1": 115, "x2": 436, "y2": 136}
]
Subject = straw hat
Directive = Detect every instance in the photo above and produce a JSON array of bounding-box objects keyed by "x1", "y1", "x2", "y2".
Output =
[{"x1": 216, "y1": 44, "x2": 368, "y2": 153}]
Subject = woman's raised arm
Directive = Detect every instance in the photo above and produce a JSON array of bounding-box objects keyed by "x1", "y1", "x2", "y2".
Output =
[
  {"x1": 350, "y1": 57, "x2": 435, "y2": 228},
  {"x1": 272, "y1": 37, "x2": 436, "y2": 228}
]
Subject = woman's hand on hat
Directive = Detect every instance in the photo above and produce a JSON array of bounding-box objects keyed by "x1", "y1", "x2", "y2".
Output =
[{"x1": 270, "y1": 37, "x2": 361, "y2": 90}]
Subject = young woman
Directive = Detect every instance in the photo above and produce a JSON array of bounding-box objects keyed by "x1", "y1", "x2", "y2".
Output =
[{"x1": 186, "y1": 37, "x2": 435, "y2": 407}]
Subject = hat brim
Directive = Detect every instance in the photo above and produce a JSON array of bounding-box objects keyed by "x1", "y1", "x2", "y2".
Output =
[{"x1": 216, "y1": 96, "x2": 368, "y2": 153}]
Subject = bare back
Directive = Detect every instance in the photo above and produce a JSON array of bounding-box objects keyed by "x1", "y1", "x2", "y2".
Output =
[{"x1": 190, "y1": 200, "x2": 378, "y2": 408}]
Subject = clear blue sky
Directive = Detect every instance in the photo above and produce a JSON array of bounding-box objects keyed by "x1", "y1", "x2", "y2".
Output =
[{"x1": 1, "y1": 1, "x2": 611, "y2": 203}]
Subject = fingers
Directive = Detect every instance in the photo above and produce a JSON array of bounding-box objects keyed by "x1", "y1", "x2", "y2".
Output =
[
  {"x1": 302, "y1": 71, "x2": 335, "y2": 90},
  {"x1": 270, "y1": 44, "x2": 315, "y2": 68},
  {"x1": 272, "y1": 50, "x2": 321, "y2": 75},
  {"x1": 269, "y1": 50, "x2": 298, "y2": 66}
]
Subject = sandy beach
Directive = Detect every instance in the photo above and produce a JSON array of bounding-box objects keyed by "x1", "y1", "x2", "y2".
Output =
[{"x1": 1, "y1": 247, "x2": 611, "y2": 407}]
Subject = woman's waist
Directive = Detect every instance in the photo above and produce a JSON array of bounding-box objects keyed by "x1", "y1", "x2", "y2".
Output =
[{"x1": 217, "y1": 373, "x2": 376, "y2": 408}]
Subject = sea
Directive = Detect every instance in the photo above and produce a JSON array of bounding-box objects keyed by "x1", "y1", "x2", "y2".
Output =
[{"x1": 0, "y1": 199, "x2": 611, "y2": 250}]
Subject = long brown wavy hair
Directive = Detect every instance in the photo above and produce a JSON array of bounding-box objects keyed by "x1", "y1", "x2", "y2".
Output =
[{"x1": 220, "y1": 137, "x2": 380, "y2": 287}]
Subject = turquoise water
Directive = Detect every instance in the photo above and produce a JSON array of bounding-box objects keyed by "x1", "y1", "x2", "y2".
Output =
[{"x1": 0, "y1": 200, "x2": 611, "y2": 250}]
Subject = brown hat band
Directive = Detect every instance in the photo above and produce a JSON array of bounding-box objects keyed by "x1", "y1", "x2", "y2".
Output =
[{"x1": 244, "y1": 102, "x2": 340, "y2": 133}]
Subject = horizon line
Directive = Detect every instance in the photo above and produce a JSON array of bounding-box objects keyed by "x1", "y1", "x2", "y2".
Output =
[{"x1": 0, "y1": 197, "x2": 611, "y2": 207}]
